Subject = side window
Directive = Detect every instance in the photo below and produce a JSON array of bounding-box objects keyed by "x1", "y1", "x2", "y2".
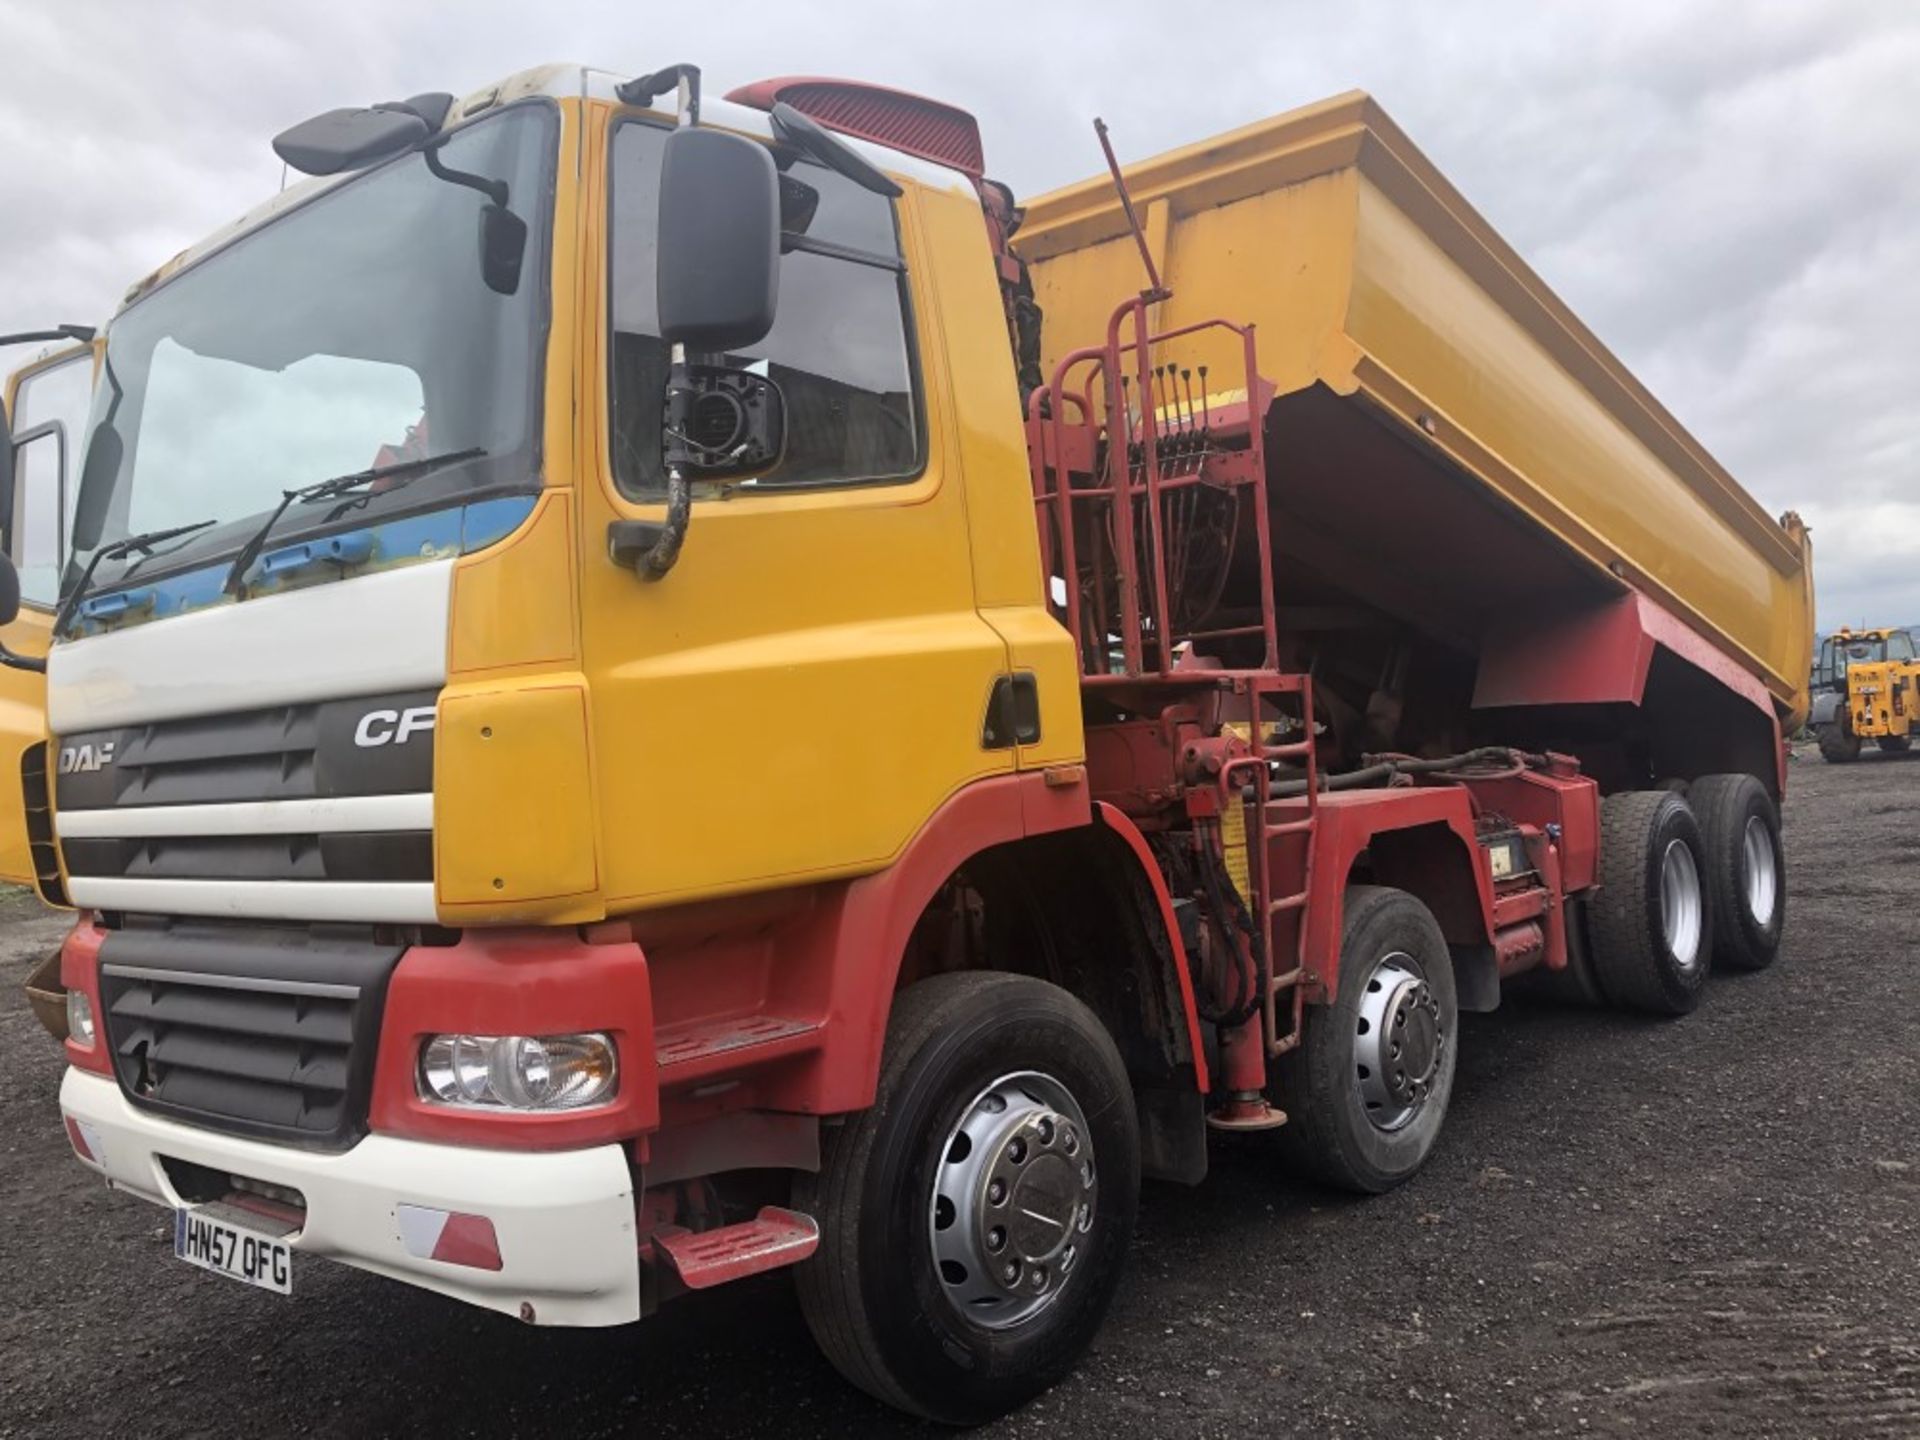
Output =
[
  {"x1": 1814, "y1": 638, "x2": 1835, "y2": 688},
  {"x1": 7, "y1": 350, "x2": 93, "y2": 607},
  {"x1": 608, "y1": 121, "x2": 922, "y2": 495},
  {"x1": 1892, "y1": 632, "x2": 1916, "y2": 663}
]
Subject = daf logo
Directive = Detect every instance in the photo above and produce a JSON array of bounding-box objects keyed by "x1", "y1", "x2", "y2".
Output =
[
  {"x1": 353, "y1": 706, "x2": 436, "y2": 748},
  {"x1": 58, "y1": 741, "x2": 116, "y2": 774}
]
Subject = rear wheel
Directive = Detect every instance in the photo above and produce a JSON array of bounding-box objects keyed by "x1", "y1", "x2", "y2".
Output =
[
  {"x1": 1878, "y1": 735, "x2": 1911, "y2": 754},
  {"x1": 1274, "y1": 886, "x2": 1458, "y2": 1194},
  {"x1": 794, "y1": 972, "x2": 1138, "y2": 1425},
  {"x1": 1588, "y1": 790, "x2": 1712, "y2": 1014},
  {"x1": 1818, "y1": 722, "x2": 1860, "y2": 763},
  {"x1": 1688, "y1": 773, "x2": 1785, "y2": 972}
]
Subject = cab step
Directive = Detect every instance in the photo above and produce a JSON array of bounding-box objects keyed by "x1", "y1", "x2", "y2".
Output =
[
  {"x1": 654, "y1": 1014, "x2": 823, "y2": 1083},
  {"x1": 654, "y1": 1206, "x2": 820, "y2": 1290}
]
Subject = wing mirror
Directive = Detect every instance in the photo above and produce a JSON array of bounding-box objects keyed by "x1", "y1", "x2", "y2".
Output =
[
  {"x1": 0, "y1": 549, "x2": 44, "y2": 671},
  {"x1": 656, "y1": 125, "x2": 781, "y2": 352},
  {"x1": 612, "y1": 112, "x2": 786, "y2": 582}
]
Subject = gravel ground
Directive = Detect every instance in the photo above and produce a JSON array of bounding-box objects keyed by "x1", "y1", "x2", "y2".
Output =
[{"x1": 3, "y1": 750, "x2": 1917, "y2": 1438}]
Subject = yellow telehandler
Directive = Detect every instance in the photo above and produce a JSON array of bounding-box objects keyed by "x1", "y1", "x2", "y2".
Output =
[{"x1": 1811, "y1": 626, "x2": 1920, "y2": 762}]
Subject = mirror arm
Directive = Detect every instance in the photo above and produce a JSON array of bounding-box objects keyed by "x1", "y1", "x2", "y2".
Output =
[
  {"x1": 769, "y1": 102, "x2": 902, "y2": 199},
  {"x1": 617, "y1": 63, "x2": 702, "y2": 124},
  {"x1": 608, "y1": 346, "x2": 696, "y2": 581},
  {"x1": 0, "y1": 642, "x2": 46, "y2": 674},
  {"x1": 421, "y1": 142, "x2": 508, "y2": 208},
  {"x1": 0, "y1": 325, "x2": 95, "y2": 348}
]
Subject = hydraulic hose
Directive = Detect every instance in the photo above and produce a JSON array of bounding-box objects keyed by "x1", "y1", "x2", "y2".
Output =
[
  {"x1": 1262, "y1": 745, "x2": 1544, "y2": 799},
  {"x1": 1194, "y1": 835, "x2": 1266, "y2": 1030}
]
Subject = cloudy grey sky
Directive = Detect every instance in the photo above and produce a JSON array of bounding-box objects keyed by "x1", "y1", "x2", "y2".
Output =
[{"x1": 2, "y1": 0, "x2": 1913, "y2": 627}]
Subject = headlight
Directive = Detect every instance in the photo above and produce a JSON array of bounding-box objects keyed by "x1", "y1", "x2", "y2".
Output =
[
  {"x1": 66, "y1": 988, "x2": 96, "y2": 1047},
  {"x1": 419, "y1": 1032, "x2": 617, "y2": 1111}
]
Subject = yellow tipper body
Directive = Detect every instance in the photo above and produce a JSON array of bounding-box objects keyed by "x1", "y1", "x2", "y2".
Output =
[{"x1": 1015, "y1": 92, "x2": 1815, "y2": 730}]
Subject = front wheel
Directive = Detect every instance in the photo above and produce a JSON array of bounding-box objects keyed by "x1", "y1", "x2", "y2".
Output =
[
  {"x1": 1878, "y1": 735, "x2": 1912, "y2": 754},
  {"x1": 1273, "y1": 886, "x2": 1458, "y2": 1194},
  {"x1": 1818, "y1": 722, "x2": 1860, "y2": 763},
  {"x1": 794, "y1": 972, "x2": 1139, "y2": 1425}
]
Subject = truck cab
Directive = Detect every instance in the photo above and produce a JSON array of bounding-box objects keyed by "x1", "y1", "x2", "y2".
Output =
[{"x1": 37, "y1": 66, "x2": 1080, "y2": 1353}]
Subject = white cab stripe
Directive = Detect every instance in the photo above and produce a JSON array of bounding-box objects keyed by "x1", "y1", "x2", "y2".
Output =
[
  {"x1": 67, "y1": 878, "x2": 437, "y2": 925},
  {"x1": 48, "y1": 559, "x2": 453, "y2": 734},
  {"x1": 56, "y1": 794, "x2": 433, "y2": 839}
]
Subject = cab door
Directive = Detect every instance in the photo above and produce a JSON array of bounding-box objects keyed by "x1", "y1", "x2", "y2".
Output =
[
  {"x1": 570, "y1": 111, "x2": 1016, "y2": 911},
  {"x1": 0, "y1": 342, "x2": 94, "y2": 886}
]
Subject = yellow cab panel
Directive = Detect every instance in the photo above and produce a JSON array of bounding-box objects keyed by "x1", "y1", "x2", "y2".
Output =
[
  {"x1": 0, "y1": 342, "x2": 94, "y2": 888},
  {"x1": 567, "y1": 100, "x2": 1023, "y2": 913}
]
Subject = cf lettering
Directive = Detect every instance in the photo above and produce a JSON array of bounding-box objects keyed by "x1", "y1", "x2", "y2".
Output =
[{"x1": 354, "y1": 706, "x2": 436, "y2": 748}]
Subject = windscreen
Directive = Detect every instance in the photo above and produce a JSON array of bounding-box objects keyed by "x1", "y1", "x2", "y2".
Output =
[{"x1": 68, "y1": 102, "x2": 556, "y2": 590}]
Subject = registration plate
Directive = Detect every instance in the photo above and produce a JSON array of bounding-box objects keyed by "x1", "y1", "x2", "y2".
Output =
[{"x1": 174, "y1": 1208, "x2": 293, "y2": 1295}]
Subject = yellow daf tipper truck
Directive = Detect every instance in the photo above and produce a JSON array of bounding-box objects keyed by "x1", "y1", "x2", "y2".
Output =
[
  {"x1": 1810, "y1": 626, "x2": 1919, "y2": 762},
  {"x1": 15, "y1": 66, "x2": 1812, "y2": 1422}
]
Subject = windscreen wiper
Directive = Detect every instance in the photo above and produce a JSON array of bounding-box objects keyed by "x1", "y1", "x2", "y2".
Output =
[
  {"x1": 221, "y1": 446, "x2": 486, "y2": 597},
  {"x1": 53, "y1": 519, "x2": 218, "y2": 636}
]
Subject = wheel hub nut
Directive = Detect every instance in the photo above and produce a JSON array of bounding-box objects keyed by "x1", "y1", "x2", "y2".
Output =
[{"x1": 985, "y1": 1111, "x2": 1087, "y2": 1283}]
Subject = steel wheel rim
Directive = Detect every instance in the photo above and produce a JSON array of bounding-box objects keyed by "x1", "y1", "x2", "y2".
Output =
[
  {"x1": 1741, "y1": 815, "x2": 1777, "y2": 927},
  {"x1": 1354, "y1": 951, "x2": 1444, "y2": 1133},
  {"x1": 1661, "y1": 838, "x2": 1704, "y2": 971},
  {"x1": 928, "y1": 1070, "x2": 1096, "y2": 1332}
]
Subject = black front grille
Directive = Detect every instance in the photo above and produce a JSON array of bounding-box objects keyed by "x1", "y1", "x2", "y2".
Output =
[
  {"x1": 55, "y1": 688, "x2": 437, "y2": 810},
  {"x1": 97, "y1": 919, "x2": 406, "y2": 1150},
  {"x1": 63, "y1": 831, "x2": 434, "y2": 882}
]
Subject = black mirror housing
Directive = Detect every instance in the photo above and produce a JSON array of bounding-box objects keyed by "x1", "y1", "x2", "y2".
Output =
[
  {"x1": 273, "y1": 107, "x2": 431, "y2": 177},
  {"x1": 656, "y1": 127, "x2": 781, "y2": 352},
  {"x1": 70, "y1": 423, "x2": 123, "y2": 554},
  {"x1": 479, "y1": 202, "x2": 528, "y2": 296},
  {"x1": 0, "y1": 551, "x2": 21, "y2": 627}
]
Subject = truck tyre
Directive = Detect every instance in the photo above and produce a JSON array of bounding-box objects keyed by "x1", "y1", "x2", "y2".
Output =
[
  {"x1": 1818, "y1": 723, "x2": 1860, "y2": 763},
  {"x1": 1878, "y1": 736, "x2": 1911, "y2": 754},
  {"x1": 793, "y1": 971, "x2": 1139, "y2": 1425},
  {"x1": 1273, "y1": 886, "x2": 1457, "y2": 1194},
  {"x1": 1687, "y1": 773, "x2": 1785, "y2": 972},
  {"x1": 1588, "y1": 790, "x2": 1712, "y2": 1014}
]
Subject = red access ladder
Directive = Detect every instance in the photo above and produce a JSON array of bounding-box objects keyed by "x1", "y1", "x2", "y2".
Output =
[{"x1": 1219, "y1": 673, "x2": 1321, "y2": 1058}]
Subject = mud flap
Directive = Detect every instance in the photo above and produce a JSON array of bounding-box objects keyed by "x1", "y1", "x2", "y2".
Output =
[{"x1": 1135, "y1": 1082, "x2": 1208, "y2": 1184}]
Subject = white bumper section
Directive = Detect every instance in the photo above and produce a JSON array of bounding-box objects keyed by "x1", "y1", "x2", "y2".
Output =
[{"x1": 60, "y1": 1068, "x2": 641, "y2": 1326}]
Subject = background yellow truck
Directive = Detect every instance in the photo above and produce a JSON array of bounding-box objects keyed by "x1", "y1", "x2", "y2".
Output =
[
  {"x1": 15, "y1": 66, "x2": 1812, "y2": 1423},
  {"x1": 2, "y1": 330, "x2": 96, "y2": 1036},
  {"x1": 1810, "y1": 626, "x2": 1920, "y2": 761},
  {"x1": 0, "y1": 329, "x2": 93, "y2": 887}
]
